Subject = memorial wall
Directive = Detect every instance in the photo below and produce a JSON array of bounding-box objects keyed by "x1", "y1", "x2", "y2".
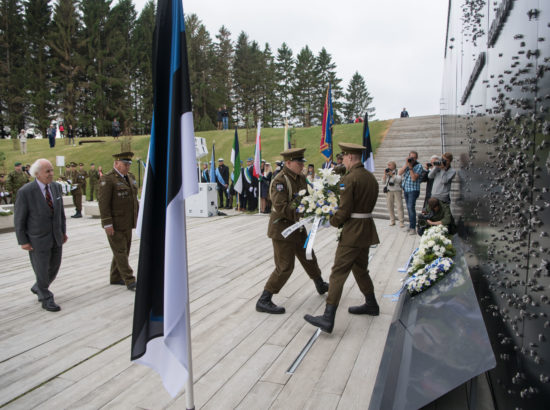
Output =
[{"x1": 440, "y1": 0, "x2": 550, "y2": 408}]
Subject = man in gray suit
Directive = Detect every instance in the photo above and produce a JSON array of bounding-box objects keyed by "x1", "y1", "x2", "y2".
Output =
[{"x1": 15, "y1": 159, "x2": 68, "y2": 312}]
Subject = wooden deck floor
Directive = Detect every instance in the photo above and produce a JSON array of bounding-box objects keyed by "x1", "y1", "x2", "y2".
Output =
[{"x1": 0, "y1": 209, "x2": 418, "y2": 409}]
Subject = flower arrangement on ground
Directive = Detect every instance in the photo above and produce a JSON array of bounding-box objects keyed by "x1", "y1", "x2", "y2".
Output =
[
  {"x1": 294, "y1": 168, "x2": 341, "y2": 220},
  {"x1": 404, "y1": 225, "x2": 456, "y2": 295}
]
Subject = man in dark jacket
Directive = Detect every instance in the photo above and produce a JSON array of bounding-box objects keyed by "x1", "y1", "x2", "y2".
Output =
[{"x1": 216, "y1": 158, "x2": 230, "y2": 208}]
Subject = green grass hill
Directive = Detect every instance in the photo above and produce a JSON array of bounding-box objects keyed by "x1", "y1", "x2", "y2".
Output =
[{"x1": 0, "y1": 120, "x2": 392, "y2": 188}]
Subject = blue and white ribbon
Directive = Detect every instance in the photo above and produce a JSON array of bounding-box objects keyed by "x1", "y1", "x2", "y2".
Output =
[
  {"x1": 304, "y1": 215, "x2": 323, "y2": 260},
  {"x1": 281, "y1": 216, "x2": 314, "y2": 238},
  {"x1": 398, "y1": 247, "x2": 418, "y2": 273}
]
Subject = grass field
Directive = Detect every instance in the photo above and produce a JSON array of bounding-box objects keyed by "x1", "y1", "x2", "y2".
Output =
[{"x1": 0, "y1": 120, "x2": 392, "y2": 187}]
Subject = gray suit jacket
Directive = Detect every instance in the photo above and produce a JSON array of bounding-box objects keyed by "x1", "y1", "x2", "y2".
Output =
[{"x1": 14, "y1": 180, "x2": 66, "y2": 250}]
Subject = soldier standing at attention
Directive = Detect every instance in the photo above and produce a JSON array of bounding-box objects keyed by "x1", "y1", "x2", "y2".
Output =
[
  {"x1": 98, "y1": 152, "x2": 139, "y2": 291},
  {"x1": 256, "y1": 147, "x2": 328, "y2": 314},
  {"x1": 68, "y1": 162, "x2": 83, "y2": 218},
  {"x1": 78, "y1": 163, "x2": 88, "y2": 200},
  {"x1": 304, "y1": 142, "x2": 380, "y2": 333},
  {"x1": 63, "y1": 164, "x2": 71, "y2": 180},
  {"x1": 6, "y1": 162, "x2": 30, "y2": 205},
  {"x1": 88, "y1": 163, "x2": 100, "y2": 201}
]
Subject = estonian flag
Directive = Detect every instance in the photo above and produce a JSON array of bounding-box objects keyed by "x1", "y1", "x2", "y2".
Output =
[
  {"x1": 131, "y1": 0, "x2": 198, "y2": 400},
  {"x1": 231, "y1": 128, "x2": 243, "y2": 193},
  {"x1": 362, "y1": 110, "x2": 375, "y2": 172}
]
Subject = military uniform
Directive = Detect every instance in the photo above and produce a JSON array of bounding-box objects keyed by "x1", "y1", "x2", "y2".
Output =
[
  {"x1": 68, "y1": 163, "x2": 83, "y2": 217},
  {"x1": 98, "y1": 152, "x2": 139, "y2": 288},
  {"x1": 256, "y1": 148, "x2": 327, "y2": 314},
  {"x1": 88, "y1": 166, "x2": 100, "y2": 201},
  {"x1": 78, "y1": 164, "x2": 88, "y2": 199},
  {"x1": 304, "y1": 142, "x2": 380, "y2": 333},
  {"x1": 63, "y1": 165, "x2": 71, "y2": 180},
  {"x1": 6, "y1": 163, "x2": 30, "y2": 204},
  {"x1": 0, "y1": 174, "x2": 9, "y2": 204}
]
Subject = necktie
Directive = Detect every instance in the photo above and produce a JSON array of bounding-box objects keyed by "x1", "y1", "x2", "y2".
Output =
[
  {"x1": 45, "y1": 185, "x2": 53, "y2": 212},
  {"x1": 124, "y1": 175, "x2": 130, "y2": 185}
]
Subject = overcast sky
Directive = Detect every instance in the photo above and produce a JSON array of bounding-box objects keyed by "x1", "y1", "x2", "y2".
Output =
[{"x1": 133, "y1": 0, "x2": 448, "y2": 121}]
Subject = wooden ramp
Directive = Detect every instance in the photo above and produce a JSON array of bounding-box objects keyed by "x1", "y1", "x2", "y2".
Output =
[{"x1": 0, "y1": 210, "x2": 418, "y2": 409}]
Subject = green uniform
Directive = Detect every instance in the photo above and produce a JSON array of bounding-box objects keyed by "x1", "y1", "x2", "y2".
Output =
[
  {"x1": 263, "y1": 165, "x2": 322, "y2": 294},
  {"x1": 89, "y1": 169, "x2": 100, "y2": 201},
  {"x1": 0, "y1": 178, "x2": 9, "y2": 204},
  {"x1": 326, "y1": 162, "x2": 380, "y2": 306},
  {"x1": 78, "y1": 169, "x2": 88, "y2": 199},
  {"x1": 68, "y1": 169, "x2": 83, "y2": 211},
  {"x1": 6, "y1": 170, "x2": 29, "y2": 204},
  {"x1": 98, "y1": 169, "x2": 139, "y2": 285}
]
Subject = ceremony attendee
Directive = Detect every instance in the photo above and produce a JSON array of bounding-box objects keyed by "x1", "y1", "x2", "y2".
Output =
[
  {"x1": 398, "y1": 150, "x2": 423, "y2": 235},
  {"x1": 221, "y1": 105, "x2": 229, "y2": 130},
  {"x1": 216, "y1": 107, "x2": 223, "y2": 130},
  {"x1": 306, "y1": 164, "x2": 315, "y2": 183},
  {"x1": 260, "y1": 161, "x2": 272, "y2": 213},
  {"x1": 112, "y1": 118, "x2": 120, "y2": 140},
  {"x1": 63, "y1": 164, "x2": 70, "y2": 179},
  {"x1": 321, "y1": 157, "x2": 334, "y2": 169},
  {"x1": 6, "y1": 162, "x2": 29, "y2": 205},
  {"x1": 18, "y1": 129, "x2": 27, "y2": 154},
  {"x1": 68, "y1": 162, "x2": 83, "y2": 218},
  {"x1": 243, "y1": 157, "x2": 258, "y2": 211},
  {"x1": 428, "y1": 152, "x2": 456, "y2": 204},
  {"x1": 47, "y1": 124, "x2": 56, "y2": 148},
  {"x1": 256, "y1": 148, "x2": 328, "y2": 314},
  {"x1": 333, "y1": 153, "x2": 346, "y2": 175},
  {"x1": 88, "y1": 163, "x2": 100, "y2": 201},
  {"x1": 383, "y1": 161, "x2": 404, "y2": 227},
  {"x1": 98, "y1": 152, "x2": 139, "y2": 291},
  {"x1": 304, "y1": 142, "x2": 379, "y2": 333},
  {"x1": 78, "y1": 163, "x2": 88, "y2": 200},
  {"x1": 400, "y1": 108, "x2": 409, "y2": 118},
  {"x1": 423, "y1": 197, "x2": 456, "y2": 234},
  {"x1": 216, "y1": 158, "x2": 230, "y2": 209},
  {"x1": 200, "y1": 163, "x2": 209, "y2": 182},
  {"x1": 0, "y1": 174, "x2": 9, "y2": 204},
  {"x1": 422, "y1": 155, "x2": 440, "y2": 210},
  {"x1": 67, "y1": 124, "x2": 75, "y2": 146},
  {"x1": 14, "y1": 159, "x2": 67, "y2": 312}
]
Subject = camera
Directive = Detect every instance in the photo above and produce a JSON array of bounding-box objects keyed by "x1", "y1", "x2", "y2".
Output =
[
  {"x1": 385, "y1": 168, "x2": 391, "y2": 173},
  {"x1": 417, "y1": 212, "x2": 435, "y2": 235},
  {"x1": 442, "y1": 158, "x2": 447, "y2": 166},
  {"x1": 433, "y1": 160, "x2": 441, "y2": 166},
  {"x1": 426, "y1": 163, "x2": 432, "y2": 168},
  {"x1": 407, "y1": 157, "x2": 414, "y2": 164}
]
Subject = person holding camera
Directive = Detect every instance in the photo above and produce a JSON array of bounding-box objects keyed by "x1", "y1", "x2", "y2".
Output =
[
  {"x1": 428, "y1": 152, "x2": 456, "y2": 204},
  {"x1": 398, "y1": 151, "x2": 423, "y2": 235},
  {"x1": 383, "y1": 161, "x2": 404, "y2": 227},
  {"x1": 420, "y1": 197, "x2": 456, "y2": 235},
  {"x1": 421, "y1": 155, "x2": 440, "y2": 209}
]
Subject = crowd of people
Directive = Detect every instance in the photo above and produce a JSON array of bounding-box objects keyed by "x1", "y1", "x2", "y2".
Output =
[{"x1": 383, "y1": 150, "x2": 456, "y2": 235}]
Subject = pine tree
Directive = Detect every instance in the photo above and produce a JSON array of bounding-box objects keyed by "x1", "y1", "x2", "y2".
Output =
[
  {"x1": 260, "y1": 43, "x2": 277, "y2": 127},
  {"x1": 0, "y1": 0, "x2": 27, "y2": 136},
  {"x1": 212, "y1": 25, "x2": 233, "y2": 120},
  {"x1": 275, "y1": 43, "x2": 294, "y2": 125},
  {"x1": 315, "y1": 48, "x2": 343, "y2": 124},
  {"x1": 49, "y1": 0, "x2": 83, "y2": 132},
  {"x1": 344, "y1": 71, "x2": 375, "y2": 120},
  {"x1": 292, "y1": 46, "x2": 318, "y2": 127},
  {"x1": 24, "y1": 0, "x2": 53, "y2": 135}
]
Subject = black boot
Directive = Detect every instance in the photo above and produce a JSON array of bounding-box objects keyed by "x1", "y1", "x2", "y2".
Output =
[
  {"x1": 313, "y1": 276, "x2": 329, "y2": 295},
  {"x1": 71, "y1": 210, "x2": 82, "y2": 218},
  {"x1": 348, "y1": 293, "x2": 379, "y2": 316},
  {"x1": 304, "y1": 304, "x2": 337, "y2": 333},
  {"x1": 256, "y1": 290, "x2": 285, "y2": 314}
]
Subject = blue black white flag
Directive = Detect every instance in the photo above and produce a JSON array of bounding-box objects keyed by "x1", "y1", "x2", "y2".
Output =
[
  {"x1": 362, "y1": 111, "x2": 375, "y2": 172},
  {"x1": 131, "y1": 0, "x2": 198, "y2": 399},
  {"x1": 209, "y1": 142, "x2": 217, "y2": 183}
]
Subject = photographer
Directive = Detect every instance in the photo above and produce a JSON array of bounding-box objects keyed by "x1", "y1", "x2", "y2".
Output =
[
  {"x1": 418, "y1": 197, "x2": 456, "y2": 235},
  {"x1": 382, "y1": 161, "x2": 404, "y2": 227},
  {"x1": 422, "y1": 155, "x2": 440, "y2": 209},
  {"x1": 398, "y1": 150, "x2": 423, "y2": 235},
  {"x1": 428, "y1": 152, "x2": 456, "y2": 204}
]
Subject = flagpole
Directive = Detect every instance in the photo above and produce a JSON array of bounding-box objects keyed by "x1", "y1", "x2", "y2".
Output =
[{"x1": 182, "y1": 201, "x2": 195, "y2": 410}]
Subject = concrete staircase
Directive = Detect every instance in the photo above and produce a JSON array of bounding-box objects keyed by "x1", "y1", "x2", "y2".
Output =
[{"x1": 371, "y1": 115, "x2": 442, "y2": 220}]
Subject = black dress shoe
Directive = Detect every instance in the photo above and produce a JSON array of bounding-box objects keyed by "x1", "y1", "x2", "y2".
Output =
[
  {"x1": 31, "y1": 285, "x2": 38, "y2": 295},
  {"x1": 110, "y1": 280, "x2": 125, "y2": 285},
  {"x1": 42, "y1": 298, "x2": 61, "y2": 312},
  {"x1": 127, "y1": 282, "x2": 137, "y2": 291}
]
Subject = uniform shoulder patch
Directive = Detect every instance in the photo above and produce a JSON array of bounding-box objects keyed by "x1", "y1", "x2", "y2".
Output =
[
  {"x1": 276, "y1": 183, "x2": 285, "y2": 192},
  {"x1": 339, "y1": 183, "x2": 345, "y2": 191},
  {"x1": 101, "y1": 181, "x2": 106, "y2": 186}
]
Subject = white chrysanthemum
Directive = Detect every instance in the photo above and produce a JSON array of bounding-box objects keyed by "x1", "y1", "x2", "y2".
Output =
[
  {"x1": 315, "y1": 207, "x2": 323, "y2": 215},
  {"x1": 321, "y1": 205, "x2": 331, "y2": 214},
  {"x1": 298, "y1": 189, "x2": 306, "y2": 196},
  {"x1": 427, "y1": 240, "x2": 435, "y2": 248},
  {"x1": 297, "y1": 204, "x2": 305, "y2": 213}
]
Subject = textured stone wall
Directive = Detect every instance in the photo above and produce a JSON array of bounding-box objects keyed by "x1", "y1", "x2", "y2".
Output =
[{"x1": 441, "y1": 0, "x2": 550, "y2": 407}]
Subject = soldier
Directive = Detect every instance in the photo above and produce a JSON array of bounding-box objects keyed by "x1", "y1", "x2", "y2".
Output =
[
  {"x1": 68, "y1": 162, "x2": 83, "y2": 218},
  {"x1": 6, "y1": 162, "x2": 30, "y2": 204},
  {"x1": 304, "y1": 142, "x2": 380, "y2": 333},
  {"x1": 256, "y1": 147, "x2": 328, "y2": 314},
  {"x1": 63, "y1": 164, "x2": 71, "y2": 180},
  {"x1": 88, "y1": 163, "x2": 100, "y2": 201},
  {"x1": 78, "y1": 163, "x2": 88, "y2": 199},
  {"x1": 0, "y1": 174, "x2": 9, "y2": 204},
  {"x1": 98, "y1": 152, "x2": 139, "y2": 291}
]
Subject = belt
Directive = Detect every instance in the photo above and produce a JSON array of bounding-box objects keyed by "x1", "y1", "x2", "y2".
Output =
[{"x1": 350, "y1": 213, "x2": 372, "y2": 219}]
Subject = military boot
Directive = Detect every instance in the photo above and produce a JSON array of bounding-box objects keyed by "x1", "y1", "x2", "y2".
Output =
[
  {"x1": 304, "y1": 304, "x2": 337, "y2": 333},
  {"x1": 256, "y1": 290, "x2": 285, "y2": 314},
  {"x1": 71, "y1": 210, "x2": 82, "y2": 218},
  {"x1": 348, "y1": 293, "x2": 379, "y2": 316},
  {"x1": 313, "y1": 276, "x2": 329, "y2": 295}
]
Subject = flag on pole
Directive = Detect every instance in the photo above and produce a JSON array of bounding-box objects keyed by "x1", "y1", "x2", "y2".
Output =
[
  {"x1": 131, "y1": 0, "x2": 198, "y2": 401},
  {"x1": 209, "y1": 142, "x2": 217, "y2": 183},
  {"x1": 253, "y1": 121, "x2": 262, "y2": 178},
  {"x1": 362, "y1": 111, "x2": 375, "y2": 172},
  {"x1": 320, "y1": 84, "x2": 334, "y2": 161},
  {"x1": 231, "y1": 128, "x2": 243, "y2": 193},
  {"x1": 283, "y1": 118, "x2": 291, "y2": 150}
]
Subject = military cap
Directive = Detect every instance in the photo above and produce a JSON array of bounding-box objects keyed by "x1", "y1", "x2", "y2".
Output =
[
  {"x1": 70, "y1": 162, "x2": 77, "y2": 167},
  {"x1": 14, "y1": 161, "x2": 22, "y2": 166},
  {"x1": 113, "y1": 151, "x2": 134, "y2": 163},
  {"x1": 90, "y1": 162, "x2": 95, "y2": 166},
  {"x1": 79, "y1": 163, "x2": 84, "y2": 166},
  {"x1": 246, "y1": 157, "x2": 254, "y2": 161},
  {"x1": 338, "y1": 142, "x2": 366, "y2": 155},
  {"x1": 280, "y1": 147, "x2": 306, "y2": 162},
  {"x1": 65, "y1": 164, "x2": 70, "y2": 168},
  {"x1": 218, "y1": 158, "x2": 224, "y2": 162}
]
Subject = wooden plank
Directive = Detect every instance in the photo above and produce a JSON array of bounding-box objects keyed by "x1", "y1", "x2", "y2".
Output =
[{"x1": 235, "y1": 381, "x2": 283, "y2": 410}]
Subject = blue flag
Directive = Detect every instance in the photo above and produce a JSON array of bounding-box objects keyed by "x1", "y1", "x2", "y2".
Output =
[
  {"x1": 131, "y1": 0, "x2": 198, "y2": 399},
  {"x1": 209, "y1": 142, "x2": 217, "y2": 183}
]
